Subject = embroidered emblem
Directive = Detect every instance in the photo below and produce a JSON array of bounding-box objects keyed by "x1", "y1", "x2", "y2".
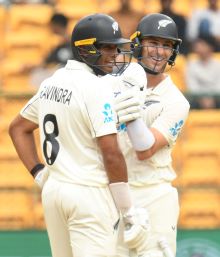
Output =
[
  {"x1": 158, "y1": 19, "x2": 172, "y2": 29},
  {"x1": 169, "y1": 120, "x2": 184, "y2": 136},
  {"x1": 112, "y1": 22, "x2": 119, "y2": 34}
]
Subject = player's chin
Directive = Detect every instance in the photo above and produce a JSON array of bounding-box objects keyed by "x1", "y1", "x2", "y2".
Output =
[
  {"x1": 149, "y1": 61, "x2": 166, "y2": 73},
  {"x1": 103, "y1": 64, "x2": 114, "y2": 74}
]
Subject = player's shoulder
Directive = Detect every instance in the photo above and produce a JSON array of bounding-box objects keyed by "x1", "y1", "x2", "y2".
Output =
[{"x1": 165, "y1": 76, "x2": 190, "y2": 108}]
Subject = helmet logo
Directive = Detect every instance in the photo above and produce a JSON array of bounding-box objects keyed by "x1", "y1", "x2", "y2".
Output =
[
  {"x1": 112, "y1": 22, "x2": 119, "y2": 34},
  {"x1": 158, "y1": 19, "x2": 172, "y2": 29}
]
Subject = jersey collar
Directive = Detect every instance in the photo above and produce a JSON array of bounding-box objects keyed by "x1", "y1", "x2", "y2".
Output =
[
  {"x1": 146, "y1": 75, "x2": 172, "y2": 96},
  {"x1": 65, "y1": 60, "x2": 95, "y2": 74}
]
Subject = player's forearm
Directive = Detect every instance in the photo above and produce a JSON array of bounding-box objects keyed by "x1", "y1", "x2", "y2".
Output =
[
  {"x1": 10, "y1": 130, "x2": 41, "y2": 171},
  {"x1": 135, "y1": 127, "x2": 168, "y2": 160},
  {"x1": 103, "y1": 151, "x2": 128, "y2": 183},
  {"x1": 9, "y1": 116, "x2": 41, "y2": 172}
]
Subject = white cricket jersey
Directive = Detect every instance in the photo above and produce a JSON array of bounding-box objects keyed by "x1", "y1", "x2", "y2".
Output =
[
  {"x1": 115, "y1": 75, "x2": 190, "y2": 186},
  {"x1": 20, "y1": 60, "x2": 117, "y2": 187}
]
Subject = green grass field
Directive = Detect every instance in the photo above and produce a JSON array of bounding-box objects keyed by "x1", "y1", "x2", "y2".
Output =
[
  {"x1": 0, "y1": 230, "x2": 51, "y2": 257},
  {"x1": 0, "y1": 229, "x2": 220, "y2": 257}
]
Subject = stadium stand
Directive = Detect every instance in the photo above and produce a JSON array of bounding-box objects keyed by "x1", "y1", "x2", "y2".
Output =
[
  {"x1": 0, "y1": 190, "x2": 34, "y2": 229},
  {"x1": 0, "y1": 159, "x2": 34, "y2": 189},
  {"x1": 7, "y1": 3, "x2": 53, "y2": 32},
  {"x1": 0, "y1": 6, "x2": 7, "y2": 50},
  {"x1": 179, "y1": 190, "x2": 220, "y2": 229},
  {"x1": 177, "y1": 154, "x2": 220, "y2": 187},
  {"x1": 55, "y1": 0, "x2": 99, "y2": 19}
]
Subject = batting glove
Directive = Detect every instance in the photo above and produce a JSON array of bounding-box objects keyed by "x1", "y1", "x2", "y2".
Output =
[
  {"x1": 114, "y1": 90, "x2": 141, "y2": 123},
  {"x1": 123, "y1": 207, "x2": 150, "y2": 250},
  {"x1": 34, "y1": 166, "x2": 49, "y2": 189},
  {"x1": 121, "y1": 62, "x2": 147, "y2": 92}
]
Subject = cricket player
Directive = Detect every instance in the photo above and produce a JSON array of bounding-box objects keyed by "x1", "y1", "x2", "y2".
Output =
[
  {"x1": 9, "y1": 14, "x2": 149, "y2": 257},
  {"x1": 114, "y1": 13, "x2": 190, "y2": 257}
]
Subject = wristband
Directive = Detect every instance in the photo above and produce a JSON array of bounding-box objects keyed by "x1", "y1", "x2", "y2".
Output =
[
  {"x1": 109, "y1": 182, "x2": 133, "y2": 214},
  {"x1": 127, "y1": 118, "x2": 155, "y2": 151},
  {"x1": 30, "y1": 163, "x2": 45, "y2": 177}
]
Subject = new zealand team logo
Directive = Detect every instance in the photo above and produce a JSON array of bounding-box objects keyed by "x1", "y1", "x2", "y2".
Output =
[
  {"x1": 103, "y1": 103, "x2": 114, "y2": 123},
  {"x1": 112, "y1": 21, "x2": 119, "y2": 34},
  {"x1": 158, "y1": 19, "x2": 172, "y2": 29}
]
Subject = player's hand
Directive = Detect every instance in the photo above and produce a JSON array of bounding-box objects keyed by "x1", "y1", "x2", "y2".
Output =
[
  {"x1": 123, "y1": 207, "x2": 150, "y2": 250},
  {"x1": 114, "y1": 90, "x2": 141, "y2": 123},
  {"x1": 34, "y1": 166, "x2": 49, "y2": 189}
]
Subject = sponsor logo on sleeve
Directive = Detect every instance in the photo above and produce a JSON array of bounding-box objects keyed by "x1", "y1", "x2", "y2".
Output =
[
  {"x1": 169, "y1": 120, "x2": 183, "y2": 136},
  {"x1": 103, "y1": 103, "x2": 114, "y2": 123}
]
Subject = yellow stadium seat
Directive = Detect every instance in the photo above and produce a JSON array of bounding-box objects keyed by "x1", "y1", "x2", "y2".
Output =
[
  {"x1": 56, "y1": 0, "x2": 97, "y2": 6},
  {"x1": 0, "y1": 130, "x2": 20, "y2": 159},
  {"x1": 0, "y1": 159, "x2": 34, "y2": 189},
  {"x1": 0, "y1": 96, "x2": 33, "y2": 158},
  {"x1": 144, "y1": 0, "x2": 193, "y2": 17},
  {"x1": 187, "y1": 110, "x2": 220, "y2": 126},
  {"x1": 0, "y1": 6, "x2": 6, "y2": 29},
  {"x1": 0, "y1": 6, "x2": 7, "y2": 49},
  {"x1": 0, "y1": 96, "x2": 29, "y2": 123},
  {"x1": 8, "y1": 4, "x2": 53, "y2": 32},
  {"x1": 0, "y1": 96, "x2": 42, "y2": 160},
  {"x1": 167, "y1": 54, "x2": 187, "y2": 92},
  {"x1": 178, "y1": 155, "x2": 220, "y2": 187},
  {"x1": 1, "y1": 56, "x2": 41, "y2": 94},
  {"x1": 55, "y1": 0, "x2": 99, "y2": 19},
  {"x1": 183, "y1": 110, "x2": 220, "y2": 143},
  {"x1": 98, "y1": 0, "x2": 120, "y2": 13},
  {"x1": 3, "y1": 29, "x2": 50, "y2": 60},
  {"x1": 180, "y1": 141, "x2": 220, "y2": 160},
  {"x1": 0, "y1": 191, "x2": 34, "y2": 229},
  {"x1": 144, "y1": 0, "x2": 160, "y2": 13},
  {"x1": 2, "y1": 73, "x2": 36, "y2": 95},
  {"x1": 171, "y1": 0, "x2": 192, "y2": 17},
  {"x1": 179, "y1": 190, "x2": 220, "y2": 229}
]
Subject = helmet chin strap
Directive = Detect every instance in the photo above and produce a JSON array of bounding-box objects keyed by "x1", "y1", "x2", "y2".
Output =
[
  {"x1": 77, "y1": 52, "x2": 106, "y2": 76},
  {"x1": 139, "y1": 62, "x2": 159, "y2": 75},
  {"x1": 138, "y1": 60, "x2": 167, "y2": 75}
]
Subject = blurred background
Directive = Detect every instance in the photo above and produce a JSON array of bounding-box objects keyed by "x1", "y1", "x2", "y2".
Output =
[{"x1": 0, "y1": 0, "x2": 220, "y2": 256}]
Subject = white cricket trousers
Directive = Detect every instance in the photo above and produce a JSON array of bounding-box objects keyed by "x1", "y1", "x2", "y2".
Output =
[
  {"x1": 42, "y1": 177, "x2": 119, "y2": 257},
  {"x1": 117, "y1": 183, "x2": 179, "y2": 257}
]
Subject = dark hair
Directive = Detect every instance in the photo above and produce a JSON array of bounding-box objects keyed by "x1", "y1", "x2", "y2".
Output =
[{"x1": 50, "y1": 13, "x2": 68, "y2": 28}]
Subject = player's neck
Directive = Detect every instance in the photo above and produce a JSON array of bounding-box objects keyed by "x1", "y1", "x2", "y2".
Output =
[{"x1": 147, "y1": 73, "x2": 167, "y2": 88}]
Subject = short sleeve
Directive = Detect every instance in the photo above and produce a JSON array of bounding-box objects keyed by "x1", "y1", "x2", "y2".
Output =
[
  {"x1": 20, "y1": 91, "x2": 41, "y2": 124},
  {"x1": 152, "y1": 101, "x2": 190, "y2": 145},
  {"x1": 83, "y1": 77, "x2": 117, "y2": 138}
]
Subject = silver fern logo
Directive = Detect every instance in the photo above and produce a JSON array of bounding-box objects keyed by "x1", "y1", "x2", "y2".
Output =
[
  {"x1": 112, "y1": 21, "x2": 119, "y2": 34},
  {"x1": 158, "y1": 19, "x2": 172, "y2": 29}
]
